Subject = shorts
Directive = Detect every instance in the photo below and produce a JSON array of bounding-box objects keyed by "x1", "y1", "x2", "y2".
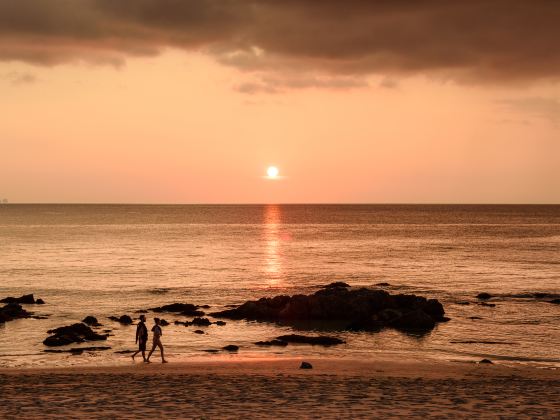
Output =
[{"x1": 139, "y1": 339, "x2": 147, "y2": 351}]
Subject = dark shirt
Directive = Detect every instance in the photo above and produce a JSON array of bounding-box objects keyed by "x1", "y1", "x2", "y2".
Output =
[{"x1": 136, "y1": 321, "x2": 148, "y2": 342}]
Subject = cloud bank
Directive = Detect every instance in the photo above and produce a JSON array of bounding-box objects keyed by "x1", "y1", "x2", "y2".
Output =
[{"x1": 1, "y1": 0, "x2": 560, "y2": 83}]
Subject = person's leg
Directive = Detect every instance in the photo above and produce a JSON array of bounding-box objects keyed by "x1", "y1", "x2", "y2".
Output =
[
  {"x1": 146, "y1": 342, "x2": 156, "y2": 362},
  {"x1": 132, "y1": 349, "x2": 139, "y2": 359},
  {"x1": 158, "y1": 342, "x2": 167, "y2": 363}
]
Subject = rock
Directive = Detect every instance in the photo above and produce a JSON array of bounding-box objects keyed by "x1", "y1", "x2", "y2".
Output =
[
  {"x1": 36, "y1": 298, "x2": 45, "y2": 305},
  {"x1": 549, "y1": 299, "x2": 560, "y2": 305},
  {"x1": 223, "y1": 345, "x2": 239, "y2": 352},
  {"x1": 276, "y1": 334, "x2": 344, "y2": 346},
  {"x1": 321, "y1": 282, "x2": 350, "y2": 289},
  {"x1": 114, "y1": 350, "x2": 135, "y2": 354},
  {"x1": 135, "y1": 309, "x2": 148, "y2": 313},
  {"x1": 479, "y1": 359, "x2": 493, "y2": 364},
  {"x1": 109, "y1": 315, "x2": 133, "y2": 325},
  {"x1": 255, "y1": 340, "x2": 288, "y2": 347},
  {"x1": 215, "y1": 321, "x2": 227, "y2": 326},
  {"x1": 211, "y1": 287, "x2": 447, "y2": 333},
  {"x1": 455, "y1": 301, "x2": 470, "y2": 305},
  {"x1": 389, "y1": 309, "x2": 437, "y2": 331},
  {"x1": 174, "y1": 320, "x2": 189, "y2": 326},
  {"x1": 0, "y1": 303, "x2": 32, "y2": 323},
  {"x1": 191, "y1": 317, "x2": 212, "y2": 326},
  {"x1": 300, "y1": 361, "x2": 313, "y2": 369},
  {"x1": 44, "y1": 323, "x2": 108, "y2": 347},
  {"x1": 468, "y1": 316, "x2": 483, "y2": 320},
  {"x1": 159, "y1": 319, "x2": 169, "y2": 326},
  {"x1": 200, "y1": 305, "x2": 211, "y2": 309},
  {"x1": 375, "y1": 282, "x2": 391, "y2": 287},
  {"x1": 44, "y1": 346, "x2": 111, "y2": 354},
  {"x1": 477, "y1": 302, "x2": 496, "y2": 307},
  {"x1": 476, "y1": 293, "x2": 492, "y2": 300},
  {"x1": 149, "y1": 303, "x2": 205, "y2": 317},
  {"x1": 0, "y1": 294, "x2": 38, "y2": 304},
  {"x1": 82, "y1": 316, "x2": 100, "y2": 326},
  {"x1": 202, "y1": 349, "x2": 219, "y2": 353},
  {"x1": 193, "y1": 330, "x2": 205, "y2": 334}
]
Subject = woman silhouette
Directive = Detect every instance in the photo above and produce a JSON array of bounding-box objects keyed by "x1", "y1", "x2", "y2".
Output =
[{"x1": 146, "y1": 318, "x2": 168, "y2": 363}]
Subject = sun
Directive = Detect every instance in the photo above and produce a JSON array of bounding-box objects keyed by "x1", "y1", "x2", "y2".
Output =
[{"x1": 267, "y1": 166, "x2": 279, "y2": 178}]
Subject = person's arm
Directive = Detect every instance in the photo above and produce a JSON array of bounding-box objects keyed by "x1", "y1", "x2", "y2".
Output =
[{"x1": 135, "y1": 324, "x2": 140, "y2": 343}]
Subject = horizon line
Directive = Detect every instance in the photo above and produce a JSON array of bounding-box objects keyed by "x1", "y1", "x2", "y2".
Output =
[{"x1": 1, "y1": 202, "x2": 559, "y2": 206}]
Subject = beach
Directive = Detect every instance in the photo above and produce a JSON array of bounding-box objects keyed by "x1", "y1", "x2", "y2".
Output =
[{"x1": 1, "y1": 358, "x2": 559, "y2": 418}]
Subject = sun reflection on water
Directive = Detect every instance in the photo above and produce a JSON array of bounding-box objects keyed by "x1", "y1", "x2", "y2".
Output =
[{"x1": 263, "y1": 204, "x2": 282, "y2": 284}]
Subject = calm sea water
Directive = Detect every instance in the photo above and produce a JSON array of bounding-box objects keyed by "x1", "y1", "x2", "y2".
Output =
[{"x1": 0, "y1": 204, "x2": 559, "y2": 368}]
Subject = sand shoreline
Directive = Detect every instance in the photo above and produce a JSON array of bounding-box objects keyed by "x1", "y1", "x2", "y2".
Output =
[{"x1": 1, "y1": 357, "x2": 559, "y2": 418}]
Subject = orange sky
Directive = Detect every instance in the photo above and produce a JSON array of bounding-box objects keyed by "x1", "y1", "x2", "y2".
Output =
[{"x1": 1, "y1": 2, "x2": 559, "y2": 203}]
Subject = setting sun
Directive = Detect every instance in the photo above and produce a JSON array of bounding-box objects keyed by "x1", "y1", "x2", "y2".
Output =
[{"x1": 267, "y1": 166, "x2": 279, "y2": 179}]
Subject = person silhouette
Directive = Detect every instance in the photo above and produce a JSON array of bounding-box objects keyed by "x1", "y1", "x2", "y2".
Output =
[
  {"x1": 132, "y1": 314, "x2": 148, "y2": 362},
  {"x1": 146, "y1": 317, "x2": 167, "y2": 363}
]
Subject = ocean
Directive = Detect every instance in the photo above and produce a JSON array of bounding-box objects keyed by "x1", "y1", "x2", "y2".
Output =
[{"x1": 0, "y1": 204, "x2": 559, "y2": 367}]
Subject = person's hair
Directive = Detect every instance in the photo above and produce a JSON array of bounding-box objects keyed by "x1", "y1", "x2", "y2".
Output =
[
  {"x1": 154, "y1": 318, "x2": 160, "y2": 323},
  {"x1": 139, "y1": 315, "x2": 146, "y2": 320}
]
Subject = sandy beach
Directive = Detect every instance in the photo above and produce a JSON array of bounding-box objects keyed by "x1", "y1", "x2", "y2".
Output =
[{"x1": 1, "y1": 358, "x2": 558, "y2": 419}]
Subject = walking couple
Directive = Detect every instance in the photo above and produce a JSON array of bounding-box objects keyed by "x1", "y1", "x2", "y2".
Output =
[{"x1": 132, "y1": 315, "x2": 167, "y2": 363}]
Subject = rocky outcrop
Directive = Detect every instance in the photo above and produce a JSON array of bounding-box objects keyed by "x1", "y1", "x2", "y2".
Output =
[
  {"x1": 82, "y1": 316, "x2": 101, "y2": 326},
  {"x1": 321, "y1": 282, "x2": 350, "y2": 289},
  {"x1": 43, "y1": 323, "x2": 108, "y2": 347},
  {"x1": 276, "y1": 334, "x2": 344, "y2": 346},
  {"x1": 223, "y1": 345, "x2": 239, "y2": 352},
  {"x1": 1, "y1": 294, "x2": 44, "y2": 304},
  {"x1": 109, "y1": 315, "x2": 133, "y2": 325},
  {"x1": 255, "y1": 339, "x2": 289, "y2": 347},
  {"x1": 0, "y1": 303, "x2": 32, "y2": 323},
  {"x1": 211, "y1": 285, "x2": 448, "y2": 332},
  {"x1": 174, "y1": 317, "x2": 222, "y2": 327},
  {"x1": 149, "y1": 303, "x2": 205, "y2": 317},
  {"x1": 44, "y1": 346, "x2": 111, "y2": 355}
]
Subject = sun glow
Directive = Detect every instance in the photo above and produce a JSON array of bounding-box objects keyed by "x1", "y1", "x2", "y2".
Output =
[{"x1": 267, "y1": 166, "x2": 279, "y2": 179}]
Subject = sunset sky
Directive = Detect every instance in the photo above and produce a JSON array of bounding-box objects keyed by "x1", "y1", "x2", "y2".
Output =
[{"x1": 1, "y1": 1, "x2": 559, "y2": 204}]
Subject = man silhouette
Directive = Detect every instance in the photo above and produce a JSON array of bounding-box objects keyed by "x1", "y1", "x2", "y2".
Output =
[{"x1": 132, "y1": 314, "x2": 148, "y2": 362}]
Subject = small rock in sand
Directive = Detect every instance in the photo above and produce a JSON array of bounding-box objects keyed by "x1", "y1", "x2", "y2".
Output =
[
  {"x1": 300, "y1": 362, "x2": 313, "y2": 369},
  {"x1": 193, "y1": 330, "x2": 205, "y2": 334},
  {"x1": 479, "y1": 359, "x2": 493, "y2": 364},
  {"x1": 476, "y1": 293, "x2": 492, "y2": 300},
  {"x1": 223, "y1": 345, "x2": 239, "y2": 352}
]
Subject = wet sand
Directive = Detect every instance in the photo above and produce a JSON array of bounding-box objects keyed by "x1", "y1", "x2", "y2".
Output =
[{"x1": 1, "y1": 358, "x2": 559, "y2": 418}]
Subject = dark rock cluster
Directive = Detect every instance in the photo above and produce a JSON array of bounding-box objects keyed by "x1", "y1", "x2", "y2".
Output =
[
  {"x1": 149, "y1": 303, "x2": 205, "y2": 317},
  {"x1": 0, "y1": 303, "x2": 32, "y2": 323},
  {"x1": 43, "y1": 323, "x2": 108, "y2": 347},
  {"x1": 212, "y1": 285, "x2": 448, "y2": 332},
  {"x1": 276, "y1": 334, "x2": 344, "y2": 346},
  {"x1": 109, "y1": 315, "x2": 133, "y2": 325},
  {"x1": 174, "y1": 317, "x2": 225, "y2": 327},
  {"x1": 1, "y1": 294, "x2": 45, "y2": 305}
]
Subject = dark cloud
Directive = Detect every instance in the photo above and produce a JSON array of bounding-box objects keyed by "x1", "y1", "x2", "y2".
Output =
[{"x1": 1, "y1": 1, "x2": 560, "y2": 83}]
